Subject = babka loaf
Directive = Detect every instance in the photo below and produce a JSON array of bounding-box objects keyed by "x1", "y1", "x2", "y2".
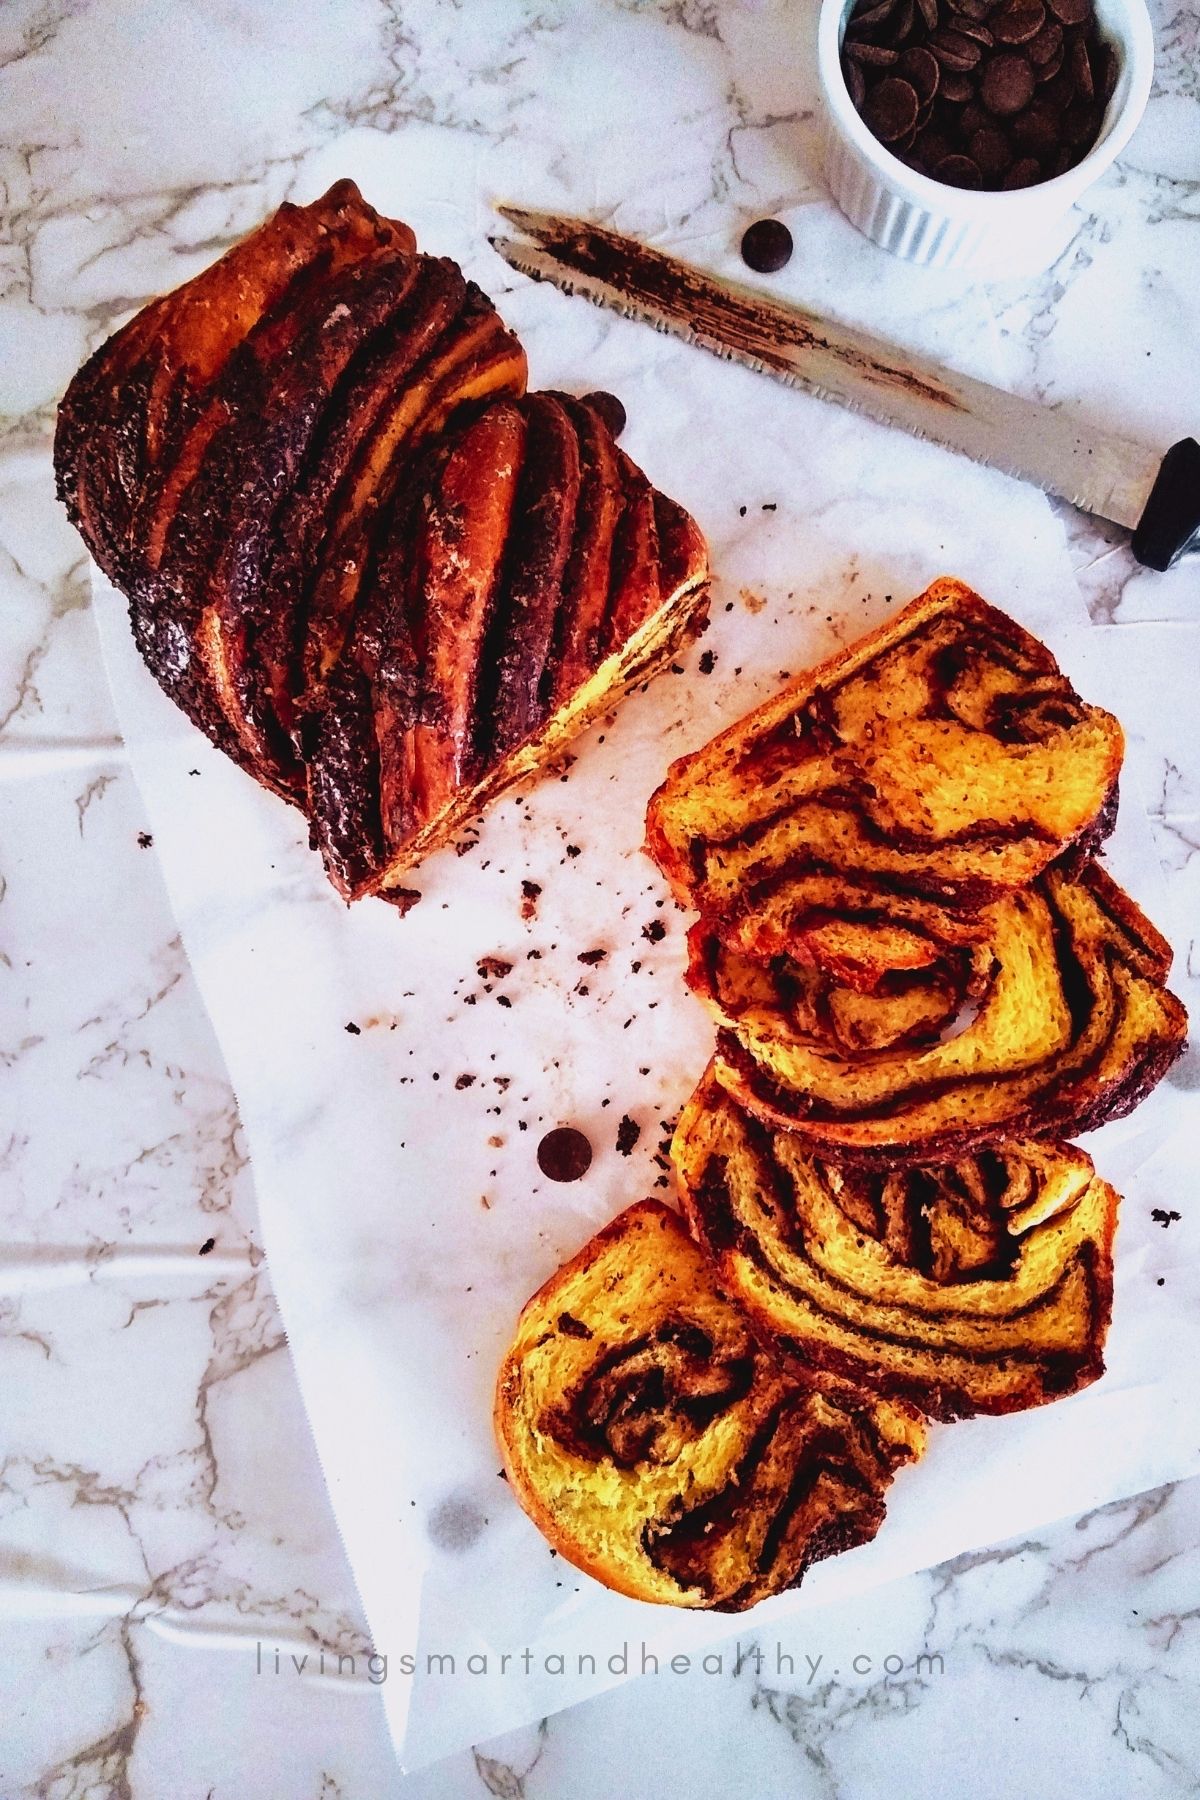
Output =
[
  {"x1": 702, "y1": 861, "x2": 1186, "y2": 1162},
  {"x1": 495, "y1": 1200, "x2": 925, "y2": 1610},
  {"x1": 674, "y1": 1069, "x2": 1118, "y2": 1421},
  {"x1": 646, "y1": 579, "x2": 1123, "y2": 946},
  {"x1": 55, "y1": 182, "x2": 709, "y2": 894}
]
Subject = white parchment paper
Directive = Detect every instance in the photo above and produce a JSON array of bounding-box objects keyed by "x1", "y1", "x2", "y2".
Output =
[{"x1": 92, "y1": 217, "x2": 1197, "y2": 1771}]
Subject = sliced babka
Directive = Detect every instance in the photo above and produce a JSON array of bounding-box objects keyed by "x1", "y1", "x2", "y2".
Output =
[
  {"x1": 646, "y1": 578, "x2": 1123, "y2": 944},
  {"x1": 673, "y1": 1069, "x2": 1118, "y2": 1420},
  {"x1": 702, "y1": 861, "x2": 1186, "y2": 1162},
  {"x1": 494, "y1": 1199, "x2": 925, "y2": 1610}
]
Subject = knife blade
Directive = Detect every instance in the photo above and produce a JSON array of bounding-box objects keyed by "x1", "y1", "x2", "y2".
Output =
[{"x1": 490, "y1": 206, "x2": 1200, "y2": 570}]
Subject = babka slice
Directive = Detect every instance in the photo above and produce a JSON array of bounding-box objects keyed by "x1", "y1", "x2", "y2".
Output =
[
  {"x1": 702, "y1": 862, "x2": 1186, "y2": 1163},
  {"x1": 674, "y1": 1069, "x2": 1118, "y2": 1421},
  {"x1": 494, "y1": 1200, "x2": 925, "y2": 1611},
  {"x1": 307, "y1": 391, "x2": 708, "y2": 901},
  {"x1": 646, "y1": 579, "x2": 1123, "y2": 943}
]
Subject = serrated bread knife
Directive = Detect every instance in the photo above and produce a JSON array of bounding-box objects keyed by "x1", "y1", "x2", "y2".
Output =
[{"x1": 491, "y1": 207, "x2": 1199, "y2": 571}]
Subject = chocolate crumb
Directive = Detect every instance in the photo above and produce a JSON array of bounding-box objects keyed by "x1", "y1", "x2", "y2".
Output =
[
  {"x1": 520, "y1": 881, "x2": 542, "y2": 922},
  {"x1": 199, "y1": 1237, "x2": 215, "y2": 1256},
  {"x1": 1151, "y1": 1208, "x2": 1182, "y2": 1228},
  {"x1": 642, "y1": 919, "x2": 667, "y2": 944},
  {"x1": 698, "y1": 649, "x2": 716, "y2": 675},
  {"x1": 616, "y1": 1115, "x2": 642, "y2": 1156},
  {"x1": 344, "y1": 1022, "x2": 361, "y2": 1036},
  {"x1": 497, "y1": 994, "x2": 513, "y2": 1009},
  {"x1": 477, "y1": 956, "x2": 513, "y2": 980},
  {"x1": 455, "y1": 1073, "x2": 476, "y2": 1090},
  {"x1": 577, "y1": 948, "x2": 607, "y2": 966},
  {"x1": 557, "y1": 1312, "x2": 593, "y2": 1338},
  {"x1": 137, "y1": 832, "x2": 153, "y2": 848},
  {"x1": 565, "y1": 845, "x2": 581, "y2": 859}
]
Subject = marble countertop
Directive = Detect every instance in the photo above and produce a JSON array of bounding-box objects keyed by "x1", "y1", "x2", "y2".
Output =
[{"x1": 2, "y1": 0, "x2": 1198, "y2": 1794}]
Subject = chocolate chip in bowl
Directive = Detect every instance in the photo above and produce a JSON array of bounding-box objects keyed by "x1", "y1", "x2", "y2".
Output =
[{"x1": 838, "y1": 0, "x2": 1121, "y2": 193}]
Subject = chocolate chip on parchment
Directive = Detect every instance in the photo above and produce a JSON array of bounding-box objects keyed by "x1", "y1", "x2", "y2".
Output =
[
  {"x1": 583, "y1": 391, "x2": 626, "y2": 438},
  {"x1": 740, "y1": 218, "x2": 794, "y2": 273},
  {"x1": 863, "y1": 76, "x2": 920, "y2": 142},
  {"x1": 980, "y1": 49, "x2": 1036, "y2": 114},
  {"x1": 537, "y1": 1127, "x2": 593, "y2": 1183}
]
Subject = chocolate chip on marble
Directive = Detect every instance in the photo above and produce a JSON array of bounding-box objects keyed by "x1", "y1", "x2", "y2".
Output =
[{"x1": 740, "y1": 218, "x2": 794, "y2": 273}]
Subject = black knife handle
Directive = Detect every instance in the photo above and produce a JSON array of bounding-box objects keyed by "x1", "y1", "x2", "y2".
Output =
[{"x1": 1131, "y1": 438, "x2": 1200, "y2": 570}]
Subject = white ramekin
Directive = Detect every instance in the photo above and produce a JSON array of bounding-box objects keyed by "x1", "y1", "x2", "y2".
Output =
[{"x1": 818, "y1": 0, "x2": 1154, "y2": 272}]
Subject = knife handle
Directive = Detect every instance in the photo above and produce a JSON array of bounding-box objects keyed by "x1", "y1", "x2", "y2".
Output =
[{"x1": 1131, "y1": 438, "x2": 1200, "y2": 570}]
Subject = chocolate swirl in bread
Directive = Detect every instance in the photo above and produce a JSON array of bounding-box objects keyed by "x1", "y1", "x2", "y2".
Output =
[
  {"x1": 495, "y1": 1201, "x2": 925, "y2": 1611},
  {"x1": 702, "y1": 860, "x2": 1186, "y2": 1163},
  {"x1": 307, "y1": 390, "x2": 707, "y2": 898},
  {"x1": 55, "y1": 183, "x2": 709, "y2": 900},
  {"x1": 673, "y1": 1069, "x2": 1118, "y2": 1421},
  {"x1": 646, "y1": 579, "x2": 1123, "y2": 938}
]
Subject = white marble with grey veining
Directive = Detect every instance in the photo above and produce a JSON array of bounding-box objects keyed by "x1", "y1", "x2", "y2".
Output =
[{"x1": 1, "y1": 0, "x2": 1198, "y2": 1794}]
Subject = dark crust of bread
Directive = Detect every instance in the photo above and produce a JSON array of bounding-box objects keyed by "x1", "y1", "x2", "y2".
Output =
[{"x1": 55, "y1": 181, "x2": 411, "y2": 593}]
